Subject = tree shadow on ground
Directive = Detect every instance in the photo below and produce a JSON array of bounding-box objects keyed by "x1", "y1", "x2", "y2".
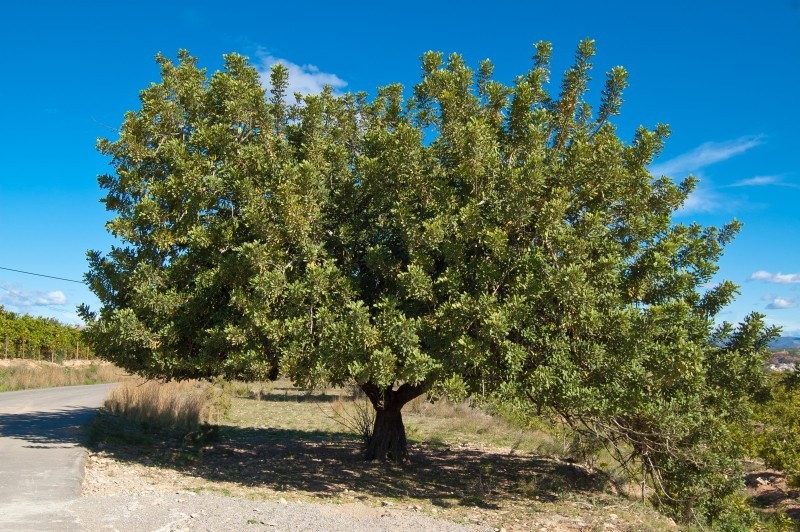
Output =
[
  {"x1": 88, "y1": 409, "x2": 610, "y2": 510},
  {"x1": 0, "y1": 407, "x2": 98, "y2": 447}
]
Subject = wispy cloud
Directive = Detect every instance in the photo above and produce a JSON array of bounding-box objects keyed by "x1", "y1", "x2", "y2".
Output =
[
  {"x1": 767, "y1": 297, "x2": 797, "y2": 309},
  {"x1": 0, "y1": 286, "x2": 68, "y2": 308},
  {"x1": 650, "y1": 135, "x2": 763, "y2": 177},
  {"x1": 749, "y1": 271, "x2": 800, "y2": 284},
  {"x1": 677, "y1": 185, "x2": 719, "y2": 215},
  {"x1": 731, "y1": 175, "x2": 780, "y2": 187},
  {"x1": 724, "y1": 175, "x2": 800, "y2": 190},
  {"x1": 676, "y1": 185, "x2": 722, "y2": 215},
  {"x1": 675, "y1": 182, "x2": 740, "y2": 216},
  {"x1": 255, "y1": 51, "x2": 347, "y2": 96}
]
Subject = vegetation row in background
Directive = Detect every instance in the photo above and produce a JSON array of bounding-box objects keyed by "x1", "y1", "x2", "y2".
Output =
[{"x1": 0, "y1": 305, "x2": 93, "y2": 362}]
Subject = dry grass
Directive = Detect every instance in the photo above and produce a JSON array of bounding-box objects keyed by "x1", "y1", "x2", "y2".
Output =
[
  {"x1": 327, "y1": 392, "x2": 376, "y2": 443},
  {"x1": 90, "y1": 378, "x2": 678, "y2": 531},
  {"x1": 404, "y1": 395, "x2": 557, "y2": 454},
  {"x1": 104, "y1": 379, "x2": 230, "y2": 434},
  {"x1": 0, "y1": 358, "x2": 126, "y2": 392}
]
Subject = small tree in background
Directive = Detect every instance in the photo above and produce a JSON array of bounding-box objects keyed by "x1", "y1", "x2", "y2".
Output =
[{"x1": 82, "y1": 42, "x2": 777, "y2": 524}]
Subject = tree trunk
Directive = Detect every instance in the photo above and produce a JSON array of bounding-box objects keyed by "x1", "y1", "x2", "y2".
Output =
[
  {"x1": 365, "y1": 400, "x2": 408, "y2": 462},
  {"x1": 361, "y1": 382, "x2": 425, "y2": 463}
]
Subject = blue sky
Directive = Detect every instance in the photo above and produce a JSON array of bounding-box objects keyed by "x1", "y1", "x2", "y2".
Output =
[{"x1": 1, "y1": 1, "x2": 798, "y2": 335}]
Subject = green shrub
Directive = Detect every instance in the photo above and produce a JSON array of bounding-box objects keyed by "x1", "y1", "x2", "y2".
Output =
[{"x1": 754, "y1": 374, "x2": 800, "y2": 488}]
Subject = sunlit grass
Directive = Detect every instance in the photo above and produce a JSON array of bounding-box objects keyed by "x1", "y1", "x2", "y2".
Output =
[
  {"x1": 0, "y1": 359, "x2": 126, "y2": 392},
  {"x1": 104, "y1": 379, "x2": 230, "y2": 434}
]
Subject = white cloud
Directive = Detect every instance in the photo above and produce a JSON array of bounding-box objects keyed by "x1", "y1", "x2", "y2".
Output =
[
  {"x1": 676, "y1": 185, "x2": 723, "y2": 215},
  {"x1": 649, "y1": 135, "x2": 763, "y2": 177},
  {"x1": 749, "y1": 271, "x2": 800, "y2": 284},
  {"x1": 42, "y1": 291, "x2": 67, "y2": 305},
  {"x1": 732, "y1": 175, "x2": 779, "y2": 187},
  {"x1": 767, "y1": 297, "x2": 797, "y2": 309},
  {"x1": 255, "y1": 52, "x2": 347, "y2": 97},
  {"x1": 750, "y1": 270, "x2": 773, "y2": 281},
  {"x1": 0, "y1": 286, "x2": 68, "y2": 308},
  {"x1": 728, "y1": 175, "x2": 800, "y2": 189}
]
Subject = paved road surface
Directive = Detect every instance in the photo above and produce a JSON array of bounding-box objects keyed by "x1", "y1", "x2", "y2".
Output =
[{"x1": 0, "y1": 384, "x2": 116, "y2": 531}]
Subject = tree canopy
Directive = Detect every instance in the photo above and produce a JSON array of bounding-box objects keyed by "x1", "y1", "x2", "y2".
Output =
[{"x1": 82, "y1": 41, "x2": 778, "y2": 524}]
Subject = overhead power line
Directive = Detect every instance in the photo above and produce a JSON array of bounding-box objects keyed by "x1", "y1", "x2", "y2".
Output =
[{"x1": 0, "y1": 266, "x2": 85, "y2": 284}]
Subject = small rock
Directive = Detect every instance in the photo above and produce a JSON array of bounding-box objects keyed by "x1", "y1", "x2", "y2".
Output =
[
  {"x1": 381, "y1": 501, "x2": 393, "y2": 507},
  {"x1": 278, "y1": 497, "x2": 288, "y2": 505}
]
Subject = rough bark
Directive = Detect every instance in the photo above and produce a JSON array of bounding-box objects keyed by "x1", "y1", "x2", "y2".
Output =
[{"x1": 361, "y1": 382, "x2": 425, "y2": 463}]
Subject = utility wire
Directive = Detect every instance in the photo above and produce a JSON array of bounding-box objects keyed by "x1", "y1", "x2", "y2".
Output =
[{"x1": 0, "y1": 266, "x2": 85, "y2": 284}]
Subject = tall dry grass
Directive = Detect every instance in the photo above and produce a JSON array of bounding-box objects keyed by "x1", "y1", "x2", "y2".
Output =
[
  {"x1": 104, "y1": 380, "x2": 230, "y2": 434},
  {"x1": 0, "y1": 360, "x2": 125, "y2": 392},
  {"x1": 328, "y1": 390, "x2": 376, "y2": 443},
  {"x1": 403, "y1": 394, "x2": 558, "y2": 453}
]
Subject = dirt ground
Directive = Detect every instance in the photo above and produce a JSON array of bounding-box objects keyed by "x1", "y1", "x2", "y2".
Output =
[
  {"x1": 745, "y1": 468, "x2": 800, "y2": 522},
  {"x1": 83, "y1": 407, "x2": 679, "y2": 532}
]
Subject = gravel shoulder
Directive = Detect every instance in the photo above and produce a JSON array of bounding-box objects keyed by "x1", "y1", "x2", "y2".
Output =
[{"x1": 67, "y1": 453, "x2": 484, "y2": 531}]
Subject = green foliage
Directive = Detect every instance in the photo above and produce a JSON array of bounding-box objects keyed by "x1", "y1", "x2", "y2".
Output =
[
  {"x1": 0, "y1": 305, "x2": 90, "y2": 360},
  {"x1": 754, "y1": 374, "x2": 800, "y2": 488},
  {"x1": 84, "y1": 42, "x2": 778, "y2": 522}
]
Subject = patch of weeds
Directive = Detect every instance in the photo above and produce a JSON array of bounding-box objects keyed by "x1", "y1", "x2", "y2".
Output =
[
  {"x1": 327, "y1": 393, "x2": 374, "y2": 444},
  {"x1": 207, "y1": 486, "x2": 236, "y2": 497},
  {"x1": 762, "y1": 509, "x2": 796, "y2": 531},
  {"x1": 184, "y1": 424, "x2": 221, "y2": 446},
  {"x1": 0, "y1": 368, "x2": 12, "y2": 392},
  {"x1": 214, "y1": 378, "x2": 255, "y2": 399},
  {"x1": 169, "y1": 449, "x2": 200, "y2": 466},
  {"x1": 431, "y1": 497, "x2": 455, "y2": 509},
  {"x1": 518, "y1": 475, "x2": 538, "y2": 498},
  {"x1": 478, "y1": 461, "x2": 496, "y2": 495},
  {"x1": 88, "y1": 410, "x2": 155, "y2": 448}
]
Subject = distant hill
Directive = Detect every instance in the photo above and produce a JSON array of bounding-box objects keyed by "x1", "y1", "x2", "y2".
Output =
[{"x1": 769, "y1": 337, "x2": 800, "y2": 349}]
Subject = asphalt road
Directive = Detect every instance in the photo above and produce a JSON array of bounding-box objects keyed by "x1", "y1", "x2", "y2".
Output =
[{"x1": 0, "y1": 384, "x2": 116, "y2": 531}]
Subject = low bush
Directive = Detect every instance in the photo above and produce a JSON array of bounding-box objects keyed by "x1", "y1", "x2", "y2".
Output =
[
  {"x1": 104, "y1": 379, "x2": 230, "y2": 435},
  {"x1": 754, "y1": 374, "x2": 800, "y2": 488}
]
